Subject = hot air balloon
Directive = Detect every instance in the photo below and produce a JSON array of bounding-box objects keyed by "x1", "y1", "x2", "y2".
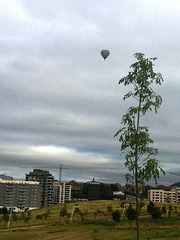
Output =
[{"x1": 101, "y1": 49, "x2": 110, "y2": 60}]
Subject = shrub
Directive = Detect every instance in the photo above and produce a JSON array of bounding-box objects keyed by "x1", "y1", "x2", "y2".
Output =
[
  {"x1": 147, "y1": 201, "x2": 155, "y2": 214},
  {"x1": 3, "y1": 213, "x2": 9, "y2": 223},
  {"x1": 168, "y1": 204, "x2": 173, "y2": 219},
  {"x1": 60, "y1": 205, "x2": 68, "y2": 217},
  {"x1": 44, "y1": 210, "x2": 51, "y2": 220},
  {"x1": 12, "y1": 213, "x2": 18, "y2": 222},
  {"x1": 112, "y1": 210, "x2": 121, "y2": 223},
  {"x1": 162, "y1": 206, "x2": 167, "y2": 214},
  {"x1": 151, "y1": 206, "x2": 162, "y2": 222}
]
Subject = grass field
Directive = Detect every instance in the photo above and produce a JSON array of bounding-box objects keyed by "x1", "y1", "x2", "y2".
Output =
[
  {"x1": 1, "y1": 224, "x2": 180, "y2": 240},
  {"x1": 0, "y1": 200, "x2": 180, "y2": 240}
]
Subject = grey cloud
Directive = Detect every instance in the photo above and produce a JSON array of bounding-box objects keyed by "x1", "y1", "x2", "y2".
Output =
[{"x1": 0, "y1": 0, "x2": 180, "y2": 185}]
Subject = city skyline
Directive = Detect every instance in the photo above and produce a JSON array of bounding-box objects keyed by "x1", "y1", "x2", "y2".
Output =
[{"x1": 0, "y1": 1, "x2": 180, "y2": 185}]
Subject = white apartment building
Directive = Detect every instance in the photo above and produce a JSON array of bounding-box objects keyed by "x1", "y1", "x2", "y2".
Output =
[
  {"x1": 54, "y1": 181, "x2": 71, "y2": 204},
  {"x1": 148, "y1": 187, "x2": 180, "y2": 203}
]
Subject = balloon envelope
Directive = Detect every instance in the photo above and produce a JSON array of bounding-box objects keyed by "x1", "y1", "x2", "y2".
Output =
[{"x1": 101, "y1": 50, "x2": 110, "y2": 60}]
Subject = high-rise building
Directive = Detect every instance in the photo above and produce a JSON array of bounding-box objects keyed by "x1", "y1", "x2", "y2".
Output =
[
  {"x1": 26, "y1": 169, "x2": 54, "y2": 207},
  {"x1": 54, "y1": 181, "x2": 71, "y2": 204},
  {"x1": 0, "y1": 178, "x2": 41, "y2": 210},
  {"x1": 85, "y1": 178, "x2": 101, "y2": 201}
]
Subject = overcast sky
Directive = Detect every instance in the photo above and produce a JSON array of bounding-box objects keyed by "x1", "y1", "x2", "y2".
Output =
[{"x1": 0, "y1": 0, "x2": 180, "y2": 185}]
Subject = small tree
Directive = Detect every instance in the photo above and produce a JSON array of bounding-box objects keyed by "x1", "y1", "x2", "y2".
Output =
[
  {"x1": 151, "y1": 206, "x2": 162, "y2": 222},
  {"x1": 21, "y1": 212, "x2": 26, "y2": 221},
  {"x1": 126, "y1": 203, "x2": 136, "y2": 228},
  {"x1": 174, "y1": 206, "x2": 177, "y2": 213},
  {"x1": 3, "y1": 213, "x2": 9, "y2": 223},
  {"x1": 74, "y1": 205, "x2": 80, "y2": 214},
  {"x1": 44, "y1": 210, "x2": 50, "y2": 220},
  {"x1": 162, "y1": 206, "x2": 167, "y2": 215},
  {"x1": 60, "y1": 205, "x2": 70, "y2": 218},
  {"x1": 112, "y1": 210, "x2": 121, "y2": 223},
  {"x1": 12, "y1": 213, "x2": 18, "y2": 222},
  {"x1": 27, "y1": 211, "x2": 32, "y2": 221},
  {"x1": 147, "y1": 201, "x2": 155, "y2": 214},
  {"x1": 114, "y1": 53, "x2": 164, "y2": 240},
  {"x1": 24, "y1": 216, "x2": 30, "y2": 223},
  {"x1": 168, "y1": 204, "x2": 173, "y2": 219},
  {"x1": 60, "y1": 205, "x2": 68, "y2": 217},
  {"x1": 78, "y1": 210, "x2": 88, "y2": 222}
]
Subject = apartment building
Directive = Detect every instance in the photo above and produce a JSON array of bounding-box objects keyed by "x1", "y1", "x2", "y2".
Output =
[
  {"x1": 148, "y1": 187, "x2": 180, "y2": 203},
  {"x1": 26, "y1": 169, "x2": 54, "y2": 207},
  {"x1": 0, "y1": 178, "x2": 41, "y2": 210},
  {"x1": 54, "y1": 181, "x2": 71, "y2": 204},
  {"x1": 85, "y1": 178, "x2": 101, "y2": 201}
]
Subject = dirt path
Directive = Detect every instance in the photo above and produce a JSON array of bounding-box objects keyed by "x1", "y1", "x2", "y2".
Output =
[{"x1": 1, "y1": 224, "x2": 46, "y2": 231}]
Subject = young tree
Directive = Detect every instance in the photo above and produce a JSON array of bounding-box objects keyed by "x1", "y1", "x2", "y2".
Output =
[
  {"x1": 60, "y1": 205, "x2": 68, "y2": 217},
  {"x1": 43, "y1": 209, "x2": 50, "y2": 220},
  {"x1": 12, "y1": 213, "x2": 18, "y2": 222},
  {"x1": 112, "y1": 210, "x2": 121, "y2": 223},
  {"x1": 168, "y1": 204, "x2": 173, "y2": 219},
  {"x1": 114, "y1": 53, "x2": 164, "y2": 240},
  {"x1": 126, "y1": 203, "x2": 136, "y2": 228},
  {"x1": 60, "y1": 205, "x2": 70, "y2": 218},
  {"x1": 162, "y1": 206, "x2": 167, "y2": 215},
  {"x1": 151, "y1": 206, "x2": 162, "y2": 222},
  {"x1": 78, "y1": 210, "x2": 88, "y2": 222},
  {"x1": 147, "y1": 201, "x2": 155, "y2": 214},
  {"x1": 3, "y1": 213, "x2": 9, "y2": 224}
]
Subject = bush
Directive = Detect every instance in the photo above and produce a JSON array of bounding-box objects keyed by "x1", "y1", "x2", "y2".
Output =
[
  {"x1": 44, "y1": 210, "x2": 51, "y2": 220},
  {"x1": 3, "y1": 213, "x2": 9, "y2": 223},
  {"x1": 168, "y1": 204, "x2": 173, "y2": 219},
  {"x1": 151, "y1": 206, "x2": 162, "y2": 221},
  {"x1": 147, "y1": 201, "x2": 155, "y2": 214},
  {"x1": 12, "y1": 213, "x2": 18, "y2": 222},
  {"x1": 60, "y1": 205, "x2": 68, "y2": 217},
  {"x1": 112, "y1": 210, "x2": 121, "y2": 223},
  {"x1": 162, "y1": 206, "x2": 167, "y2": 214}
]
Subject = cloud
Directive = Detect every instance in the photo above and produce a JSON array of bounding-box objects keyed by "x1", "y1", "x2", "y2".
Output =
[{"x1": 0, "y1": 0, "x2": 180, "y2": 186}]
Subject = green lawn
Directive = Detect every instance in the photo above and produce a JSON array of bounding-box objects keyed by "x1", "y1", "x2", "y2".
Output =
[{"x1": 0, "y1": 224, "x2": 180, "y2": 240}]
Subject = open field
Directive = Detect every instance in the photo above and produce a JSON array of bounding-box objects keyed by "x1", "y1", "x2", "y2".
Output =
[
  {"x1": 0, "y1": 200, "x2": 180, "y2": 240},
  {"x1": 1, "y1": 224, "x2": 180, "y2": 240}
]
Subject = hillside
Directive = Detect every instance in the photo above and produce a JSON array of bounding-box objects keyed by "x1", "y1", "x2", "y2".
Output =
[
  {"x1": 0, "y1": 200, "x2": 180, "y2": 240},
  {"x1": 171, "y1": 182, "x2": 180, "y2": 187}
]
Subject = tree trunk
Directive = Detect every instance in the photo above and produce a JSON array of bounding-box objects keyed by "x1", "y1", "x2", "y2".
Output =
[
  {"x1": 135, "y1": 171, "x2": 140, "y2": 240},
  {"x1": 135, "y1": 95, "x2": 141, "y2": 240}
]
